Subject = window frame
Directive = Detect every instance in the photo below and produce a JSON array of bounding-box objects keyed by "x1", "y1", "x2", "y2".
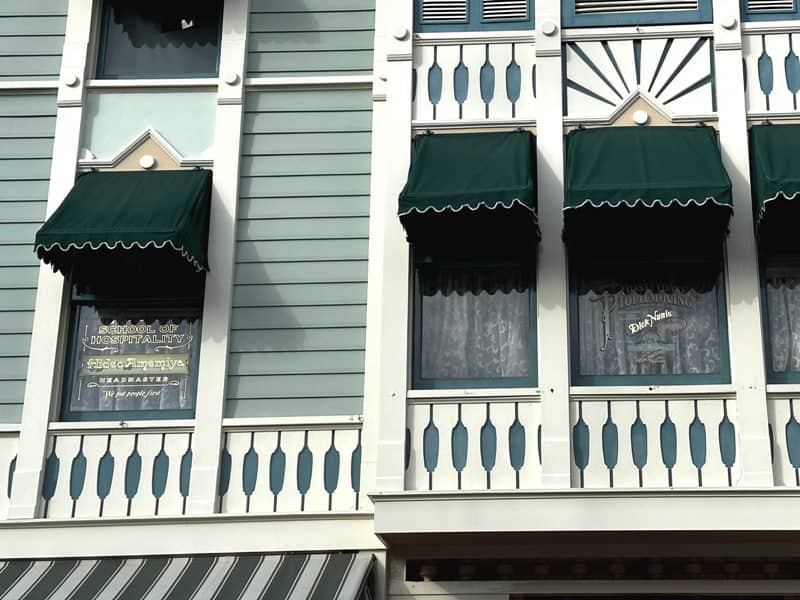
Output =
[
  {"x1": 415, "y1": 0, "x2": 535, "y2": 33},
  {"x1": 561, "y1": 0, "x2": 712, "y2": 28},
  {"x1": 94, "y1": 0, "x2": 224, "y2": 80},
  {"x1": 411, "y1": 255, "x2": 538, "y2": 390},
  {"x1": 568, "y1": 257, "x2": 731, "y2": 387},
  {"x1": 59, "y1": 285, "x2": 203, "y2": 422},
  {"x1": 760, "y1": 254, "x2": 800, "y2": 384}
]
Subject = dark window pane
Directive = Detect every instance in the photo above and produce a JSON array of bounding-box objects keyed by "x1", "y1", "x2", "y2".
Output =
[
  {"x1": 575, "y1": 267, "x2": 723, "y2": 378},
  {"x1": 64, "y1": 304, "x2": 201, "y2": 417},
  {"x1": 98, "y1": 0, "x2": 222, "y2": 78},
  {"x1": 765, "y1": 264, "x2": 800, "y2": 375},
  {"x1": 418, "y1": 266, "x2": 532, "y2": 380}
]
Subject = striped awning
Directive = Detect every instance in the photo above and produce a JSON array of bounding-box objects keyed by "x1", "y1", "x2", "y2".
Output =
[{"x1": 0, "y1": 552, "x2": 374, "y2": 600}]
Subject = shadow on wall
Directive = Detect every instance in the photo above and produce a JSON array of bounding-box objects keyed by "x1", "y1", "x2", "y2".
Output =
[{"x1": 248, "y1": 0, "x2": 320, "y2": 46}]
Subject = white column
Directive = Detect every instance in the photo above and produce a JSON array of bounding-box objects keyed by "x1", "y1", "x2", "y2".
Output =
[
  {"x1": 535, "y1": 4, "x2": 572, "y2": 487},
  {"x1": 8, "y1": 0, "x2": 93, "y2": 519},
  {"x1": 713, "y1": 0, "x2": 774, "y2": 486},
  {"x1": 186, "y1": 0, "x2": 250, "y2": 516},
  {"x1": 370, "y1": 1, "x2": 413, "y2": 494}
]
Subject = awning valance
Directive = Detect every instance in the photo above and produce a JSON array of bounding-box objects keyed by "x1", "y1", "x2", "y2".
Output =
[
  {"x1": 398, "y1": 131, "x2": 538, "y2": 254},
  {"x1": 750, "y1": 124, "x2": 800, "y2": 249},
  {"x1": 34, "y1": 170, "x2": 212, "y2": 275},
  {"x1": 0, "y1": 552, "x2": 374, "y2": 599},
  {"x1": 564, "y1": 126, "x2": 732, "y2": 246}
]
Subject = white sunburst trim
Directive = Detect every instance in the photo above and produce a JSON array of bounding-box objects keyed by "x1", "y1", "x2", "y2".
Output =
[
  {"x1": 564, "y1": 195, "x2": 733, "y2": 210},
  {"x1": 77, "y1": 128, "x2": 214, "y2": 170},
  {"x1": 35, "y1": 239, "x2": 207, "y2": 273}
]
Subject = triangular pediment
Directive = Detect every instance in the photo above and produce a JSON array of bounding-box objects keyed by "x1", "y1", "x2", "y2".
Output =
[{"x1": 78, "y1": 129, "x2": 213, "y2": 172}]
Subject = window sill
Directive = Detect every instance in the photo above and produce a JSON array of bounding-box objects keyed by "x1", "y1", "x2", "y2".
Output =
[
  {"x1": 407, "y1": 387, "x2": 541, "y2": 404},
  {"x1": 86, "y1": 78, "x2": 219, "y2": 89},
  {"x1": 766, "y1": 384, "x2": 800, "y2": 395},
  {"x1": 569, "y1": 384, "x2": 736, "y2": 400},
  {"x1": 48, "y1": 419, "x2": 195, "y2": 433}
]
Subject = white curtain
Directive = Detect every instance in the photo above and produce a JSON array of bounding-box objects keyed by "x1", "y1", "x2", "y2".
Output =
[{"x1": 766, "y1": 275, "x2": 800, "y2": 374}]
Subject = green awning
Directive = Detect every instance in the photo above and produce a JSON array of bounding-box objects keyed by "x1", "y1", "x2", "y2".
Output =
[
  {"x1": 35, "y1": 170, "x2": 212, "y2": 275},
  {"x1": 398, "y1": 131, "x2": 538, "y2": 253},
  {"x1": 0, "y1": 552, "x2": 374, "y2": 599},
  {"x1": 750, "y1": 124, "x2": 800, "y2": 248},
  {"x1": 564, "y1": 126, "x2": 732, "y2": 245}
]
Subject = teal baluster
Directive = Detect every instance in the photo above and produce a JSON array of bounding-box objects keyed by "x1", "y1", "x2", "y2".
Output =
[
  {"x1": 537, "y1": 423, "x2": 542, "y2": 465},
  {"x1": 41, "y1": 439, "x2": 60, "y2": 518},
  {"x1": 179, "y1": 434, "x2": 192, "y2": 514},
  {"x1": 428, "y1": 47, "x2": 443, "y2": 119},
  {"x1": 454, "y1": 46, "x2": 469, "y2": 119},
  {"x1": 7, "y1": 455, "x2": 16, "y2": 500},
  {"x1": 297, "y1": 432, "x2": 313, "y2": 511},
  {"x1": 506, "y1": 45, "x2": 521, "y2": 117},
  {"x1": 531, "y1": 64, "x2": 537, "y2": 98},
  {"x1": 759, "y1": 35, "x2": 774, "y2": 110},
  {"x1": 451, "y1": 405, "x2": 468, "y2": 490},
  {"x1": 572, "y1": 402, "x2": 589, "y2": 488},
  {"x1": 602, "y1": 401, "x2": 618, "y2": 487},
  {"x1": 324, "y1": 431, "x2": 340, "y2": 510},
  {"x1": 480, "y1": 403, "x2": 497, "y2": 489},
  {"x1": 151, "y1": 435, "x2": 170, "y2": 516},
  {"x1": 69, "y1": 437, "x2": 87, "y2": 518},
  {"x1": 218, "y1": 434, "x2": 232, "y2": 507},
  {"x1": 660, "y1": 402, "x2": 677, "y2": 487},
  {"x1": 480, "y1": 45, "x2": 495, "y2": 118},
  {"x1": 631, "y1": 400, "x2": 648, "y2": 488},
  {"x1": 718, "y1": 400, "x2": 736, "y2": 487},
  {"x1": 508, "y1": 403, "x2": 526, "y2": 490},
  {"x1": 785, "y1": 35, "x2": 800, "y2": 109},
  {"x1": 785, "y1": 399, "x2": 800, "y2": 485},
  {"x1": 351, "y1": 430, "x2": 362, "y2": 510},
  {"x1": 124, "y1": 435, "x2": 142, "y2": 517},
  {"x1": 242, "y1": 432, "x2": 259, "y2": 513},
  {"x1": 405, "y1": 427, "x2": 410, "y2": 472},
  {"x1": 423, "y1": 404, "x2": 439, "y2": 490},
  {"x1": 689, "y1": 400, "x2": 707, "y2": 487},
  {"x1": 269, "y1": 432, "x2": 286, "y2": 512},
  {"x1": 96, "y1": 435, "x2": 114, "y2": 517}
]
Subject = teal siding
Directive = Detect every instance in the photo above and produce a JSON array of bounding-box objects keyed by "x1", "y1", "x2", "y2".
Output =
[
  {"x1": 227, "y1": 89, "x2": 371, "y2": 418},
  {"x1": 248, "y1": 0, "x2": 374, "y2": 77},
  {"x1": 0, "y1": 1, "x2": 67, "y2": 81},
  {"x1": 0, "y1": 93, "x2": 56, "y2": 423}
]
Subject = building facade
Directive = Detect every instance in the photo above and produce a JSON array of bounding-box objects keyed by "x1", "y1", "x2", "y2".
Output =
[{"x1": 2, "y1": 0, "x2": 800, "y2": 598}]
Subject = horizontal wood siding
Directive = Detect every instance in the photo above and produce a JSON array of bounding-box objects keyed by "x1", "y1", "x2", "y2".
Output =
[
  {"x1": 0, "y1": 1, "x2": 67, "y2": 81},
  {"x1": 228, "y1": 89, "x2": 371, "y2": 417},
  {"x1": 248, "y1": 0, "x2": 374, "y2": 77},
  {"x1": 0, "y1": 93, "x2": 56, "y2": 422}
]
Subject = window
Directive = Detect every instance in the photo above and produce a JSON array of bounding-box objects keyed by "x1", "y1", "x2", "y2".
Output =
[
  {"x1": 96, "y1": 0, "x2": 223, "y2": 79},
  {"x1": 416, "y1": 0, "x2": 534, "y2": 32},
  {"x1": 762, "y1": 260, "x2": 800, "y2": 383},
  {"x1": 61, "y1": 266, "x2": 203, "y2": 422},
  {"x1": 562, "y1": 0, "x2": 712, "y2": 28},
  {"x1": 570, "y1": 258, "x2": 730, "y2": 386},
  {"x1": 413, "y1": 257, "x2": 537, "y2": 389}
]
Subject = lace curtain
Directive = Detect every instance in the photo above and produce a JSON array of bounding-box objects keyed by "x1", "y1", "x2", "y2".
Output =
[
  {"x1": 766, "y1": 273, "x2": 800, "y2": 373},
  {"x1": 418, "y1": 267, "x2": 531, "y2": 380},
  {"x1": 576, "y1": 280, "x2": 722, "y2": 377}
]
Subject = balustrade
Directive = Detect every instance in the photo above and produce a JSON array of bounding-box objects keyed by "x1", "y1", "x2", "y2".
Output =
[
  {"x1": 743, "y1": 31, "x2": 800, "y2": 114},
  {"x1": 767, "y1": 395, "x2": 800, "y2": 486},
  {"x1": 0, "y1": 432, "x2": 18, "y2": 520}
]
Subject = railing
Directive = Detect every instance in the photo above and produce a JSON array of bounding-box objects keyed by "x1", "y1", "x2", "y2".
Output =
[
  {"x1": 40, "y1": 426, "x2": 194, "y2": 519},
  {"x1": 743, "y1": 31, "x2": 800, "y2": 115},
  {"x1": 0, "y1": 431, "x2": 18, "y2": 520},
  {"x1": 217, "y1": 421, "x2": 363, "y2": 514},
  {"x1": 570, "y1": 396, "x2": 741, "y2": 489},
  {"x1": 406, "y1": 398, "x2": 542, "y2": 491},
  {"x1": 767, "y1": 395, "x2": 800, "y2": 486},
  {"x1": 412, "y1": 37, "x2": 537, "y2": 126}
]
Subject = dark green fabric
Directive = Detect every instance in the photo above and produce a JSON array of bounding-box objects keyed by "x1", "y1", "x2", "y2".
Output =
[
  {"x1": 35, "y1": 169, "x2": 212, "y2": 274},
  {"x1": 565, "y1": 126, "x2": 732, "y2": 210},
  {"x1": 398, "y1": 131, "x2": 538, "y2": 250},
  {"x1": 750, "y1": 124, "x2": 800, "y2": 234}
]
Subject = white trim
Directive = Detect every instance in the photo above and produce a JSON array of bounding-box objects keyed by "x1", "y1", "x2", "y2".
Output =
[
  {"x1": 561, "y1": 23, "x2": 714, "y2": 41},
  {"x1": 767, "y1": 384, "x2": 800, "y2": 394},
  {"x1": 412, "y1": 119, "x2": 538, "y2": 129},
  {"x1": 75, "y1": 128, "x2": 214, "y2": 170},
  {"x1": 414, "y1": 31, "x2": 536, "y2": 45},
  {"x1": 47, "y1": 420, "x2": 195, "y2": 433},
  {"x1": 408, "y1": 387, "x2": 541, "y2": 400},
  {"x1": 398, "y1": 197, "x2": 537, "y2": 217},
  {"x1": 0, "y1": 425, "x2": 21, "y2": 434},
  {"x1": 0, "y1": 81, "x2": 60, "y2": 91},
  {"x1": 244, "y1": 75, "x2": 373, "y2": 89},
  {"x1": 86, "y1": 78, "x2": 219, "y2": 89},
  {"x1": 741, "y1": 20, "x2": 800, "y2": 32},
  {"x1": 570, "y1": 384, "x2": 736, "y2": 399},
  {"x1": 222, "y1": 416, "x2": 364, "y2": 429},
  {"x1": 566, "y1": 196, "x2": 732, "y2": 210}
]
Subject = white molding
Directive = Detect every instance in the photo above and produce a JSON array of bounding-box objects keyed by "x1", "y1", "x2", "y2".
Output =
[
  {"x1": 570, "y1": 384, "x2": 736, "y2": 399},
  {"x1": 86, "y1": 78, "x2": 219, "y2": 89},
  {"x1": 741, "y1": 20, "x2": 800, "y2": 33},
  {"x1": 222, "y1": 416, "x2": 364, "y2": 430},
  {"x1": 561, "y1": 24, "x2": 714, "y2": 41},
  {"x1": 186, "y1": 0, "x2": 249, "y2": 517},
  {"x1": 412, "y1": 120, "x2": 537, "y2": 130},
  {"x1": 0, "y1": 425, "x2": 21, "y2": 434},
  {"x1": 766, "y1": 384, "x2": 800, "y2": 395},
  {"x1": 407, "y1": 388, "x2": 542, "y2": 402},
  {"x1": 47, "y1": 420, "x2": 195, "y2": 433},
  {"x1": 244, "y1": 75, "x2": 373, "y2": 90},
  {"x1": 0, "y1": 513, "x2": 381, "y2": 559},
  {"x1": 8, "y1": 0, "x2": 94, "y2": 521},
  {"x1": 0, "y1": 81, "x2": 60, "y2": 91},
  {"x1": 414, "y1": 31, "x2": 536, "y2": 45},
  {"x1": 75, "y1": 128, "x2": 214, "y2": 169}
]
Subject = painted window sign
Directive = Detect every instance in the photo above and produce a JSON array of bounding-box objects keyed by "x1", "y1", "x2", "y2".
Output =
[
  {"x1": 97, "y1": 0, "x2": 223, "y2": 79},
  {"x1": 573, "y1": 272, "x2": 728, "y2": 383},
  {"x1": 765, "y1": 265, "x2": 800, "y2": 380},
  {"x1": 64, "y1": 305, "x2": 201, "y2": 418},
  {"x1": 414, "y1": 263, "x2": 537, "y2": 388}
]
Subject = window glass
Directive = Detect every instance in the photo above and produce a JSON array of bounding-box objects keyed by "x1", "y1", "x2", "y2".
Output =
[
  {"x1": 571, "y1": 261, "x2": 729, "y2": 385},
  {"x1": 414, "y1": 262, "x2": 536, "y2": 388},
  {"x1": 97, "y1": 0, "x2": 222, "y2": 79},
  {"x1": 764, "y1": 264, "x2": 800, "y2": 380}
]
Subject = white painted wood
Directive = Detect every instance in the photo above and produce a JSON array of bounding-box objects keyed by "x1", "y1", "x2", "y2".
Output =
[
  {"x1": 516, "y1": 42, "x2": 536, "y2": 118},
  {"x1": 71, "y1": 434, "x2": 106, "y2": 519},
  {"x1": 488, "y1": 43, "x2": 514, "y2": 121},
  {"x1": 669, "y1": 399, "x2": 698, "y2": 488},
  {"x1": 462, "y1": 44, "x2": 487, "y2": 121},
  {"x1": 187, "y1": 0, "x2": 250, "y2": 517},
  {"x1": 405, "y1": 405, "x2": 431, "y2": 491},
  {"x1": 432, "y1": 403, "x2": 460, "y2": 491},
  {"x1": 46, "y1": 434, "x2": 82, "y2": 519},
  {"x1": 569, "y1": 401, "x2": 581, "y2": 487},
  {"x1": 520, "y1": 401, "x2": 542, "y2": 488},
  {"x1": 639, "y1": 401, "x2": 669, "y2": 488},
  {"x1": 697, "y1": 400, "x2": 729, "y2": 487},
  {"x1": 764, "y1": 33, "x2": 795, "y2": 112},
  {"x1": 158, "y1": 432, "x2": 190, "y2": 517},
  {"x1": 726, "y1": 398, "x2": 744, "y2": 487},
  {"x1": 279, "y1": 430, "x2": 305, "y2": 512},
  {"x1": 460, "y1": 402, "x2": 488, "y2": 491},
  {"x1": 565, "y1": 43, "x2": 615, "y2": 116},
  {"x1": 0, "y1": 434, "x2": 19, "y2": 521},
  {"x1": 742, "y1": 33, "x2": 768, "y2": 112},
  {"x1": 657, "y1": 39, "x2": 713, "y2": 113},
  {"x1": 102, "y1": 433, "x2": 136, "y2": 518},
  {"x1": 491, "y1": 402, "x2": 518, "y2": 490},
  {"x1": 331, "y1": 428, "x2": 359, "y2": 511},
  {"x1": 650, "y1": 37, "x2": 702, "y2": 99},
  {"x1": 609, "y1": 40, "x2": 638, "y2": 94},
  {"x1": 640, "y1": 38, "x2": 670, "y2": 94},
  {"x1": 128, "y1": 434, "x2": 160, "y2": 518},
  {"x1": 580, "y1": 401, "x2": 609, "y2": 489},
  {"x1": 436, "y1": 44, "x2": 462, "y2": 121},
  {"x1": 611, "y1": 400, "x2": 640, "y2": 488},
  {"x1": 769, "y1": 397, "x2": 796, "y2": 486},
  {"x1": 8, "y1": 0, "x2": 93, "y2": 520},
  {"x1": 221, "y1": 431, "x2": 250, "y2": 515},
  {"x1": 578, "y1": 41, "x2": 628, "y2": 100},
  {"x1": 303, "y1": 429, "x2": 331, "y2": 512},
  {"x1": 245, "y1": 430, "x2": 276, "y2": 514},
  {"x1": 414, "y1": 46, "x2": 436, "y2": 122}
]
